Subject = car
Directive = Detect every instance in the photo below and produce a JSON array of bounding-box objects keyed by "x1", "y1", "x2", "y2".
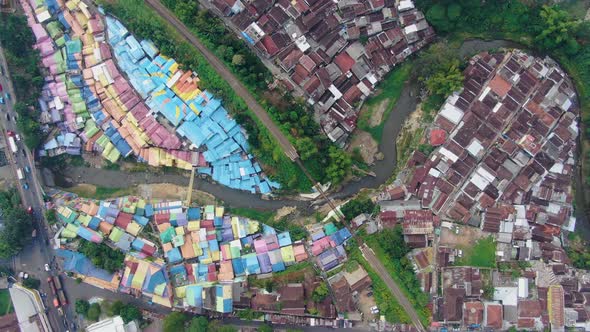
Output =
[
  {"x1": 26, "y1": 206, "x2": 33, "y2": 214},
  {"x1": 0, "y1": 83, "x2": 3, "y2": 92},
  {"x1": 5, "y1": 93, "x2": 10, "y2": 100},
  {"x1": 44, "y1": 264, "x2": 50, "y2": 272},
  {"x1": 366, "y1": 291, "x2": 373, "y2": 297},
  {"x1": 5, "y1": 113, "x2": 9, "y2": 121},
  {"x1": 24, "y1": 166, "x2": 31, "y2": 173},
  {"x1": 22, "y1": 183, "x2": 29, "y2": 190},
  {"x1": 15, "y1": 134, "x2": 20, "y2": 141},
  {"x1": 370, "y1": 306, "x2": 379, "y2": 314},
  {"x1": 6, "y1": 130, "x2": 14, "y2": 137},
  {"x1": 0, "y1": 97, "x2": 4, "y2": 104}
]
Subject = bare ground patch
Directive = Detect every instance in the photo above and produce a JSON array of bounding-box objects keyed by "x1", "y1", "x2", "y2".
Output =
[
  {"x1": 348, "y1": 130, "x2": 379, "y2": 165},
  {"x1": 137, "y1": 183, "x2": 216, "y2": 205},
  {"x1": 367, "y1": 99, "x2": 390, "y2": 127},
  {"x1": 439, "y1": 224, "x2": 488, "y2": 248}
]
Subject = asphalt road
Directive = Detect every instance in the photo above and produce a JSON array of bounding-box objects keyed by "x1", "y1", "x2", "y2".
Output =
[
  {"x1": 0, "y1": 45, "x2": 69, "y2": 331},
  {"x1": 145, "y1": 0, "x2": 298, "y2": 162}
]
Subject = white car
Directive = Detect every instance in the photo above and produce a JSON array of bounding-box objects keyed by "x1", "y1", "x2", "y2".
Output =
[
  {"x1": 44, "y1": 264, "x2": 50, "y2": 272},
  {"x1": 15, "y1": 134, "x2": 21, "y2": 141},
  {"x1": 370, "y1": 306, "x2": 380, "y2": 314}
]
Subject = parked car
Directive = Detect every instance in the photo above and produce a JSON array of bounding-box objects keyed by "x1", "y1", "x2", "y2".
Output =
[
  {"x1": 0, "y1": 83, "x2": 3, "y2": 92},
  {"x1": 370, "y1": 306, "x2": 379, "y2": 314},
  {"x1": 26, "y1": 206, "x2": 33, "y2": 214},
  {"x1": 6, "y1": 130, "x2": 14, "y2": 136},
  {"x1": 0, "y1": 97, "x2": 4, "y2": 104},
  {"x1": 24, "y1": 166, "x2": 31, "y2": 173},
  {"x1": 22, "y1": 183, "x2": 29, "y2": 190},
  {"x1": 15, "y1": 134, "x2": 20, "y2": 141},
  {"x1": 44, "y1": 264, "x2": 50, "y2": 272}
]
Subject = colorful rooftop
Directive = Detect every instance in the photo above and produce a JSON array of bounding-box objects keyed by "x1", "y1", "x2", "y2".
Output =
[{"x1": 21, "y1": 0, "x2": 278, "y2": 194}]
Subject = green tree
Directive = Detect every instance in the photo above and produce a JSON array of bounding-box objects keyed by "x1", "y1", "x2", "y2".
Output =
[
  {"x1": 535, "y1": 5, "x2": 580, "y2": 51},
  {"x1": 326, "y1": 146, "x2": 351, "y2": 184},
  {"x1": 295, "y1": 137, "x2": 318, "y2": 161},
  {"x1": 0, "y1": 190, "x2": 33, "y2": 258},
  {"x1": 340, "y1": 197, "x2": 375, "y2": 220},
  {"x1": 108, "y1": 300, "x2": 125, "y2": 316},
  {"x1": 163, "y1": 312, "x2": 188, "y2": 332},
  {"x1": 231, "y1": 54, "x2": 245, "y2": 66},
  {"x1": 75, "y1": 299, "x2": 90, "y2": 316},
  {"x1": 87, "y1": 303, "x2": 101, "y2": 321},
  {"x1": 257, "y1": 324, "x2": 273, "y2": 332},
  {"x1": 23, "y1": 277, "x2": 40, "y2": 289},
  {"x1": 120, "y1": 306, "x2": 142, "y2": 323},
  {"x1": 424, "y1": 63, "x2": 463, "y2": 96},
  {"x1": 312, "y1": 282, "x2": 329, "y2": 302},
  {"x1": 188, "y1": 316, "x2": 209, "y2": 332}
]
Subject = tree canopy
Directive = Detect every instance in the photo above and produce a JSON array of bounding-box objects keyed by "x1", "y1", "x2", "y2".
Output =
[
  {"x1": 0, "y1": 190, "x2": 33, "y2": 259},
  {"x1": 86, "y1": 303, "x2": 101, "y2": 321},
  {"x1": 340, "y1": 197, "x2": 376, "y2": 221},
  {"x1": 78, "y1": 241, "x2": 125, "y2": 273},
  {"x1": 311, "y1": 282, "x2": 329, "y2": 302},
  {"x1": 163, "y1": 312, "x2": 188, "y2": 332},
  {"x1": 75, "y1": 299, "x2": 90, "y2": 316}
]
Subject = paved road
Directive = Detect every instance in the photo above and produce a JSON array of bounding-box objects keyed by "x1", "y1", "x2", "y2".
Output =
[
  {"x1": 0, "y1": 45, "x2": 68, "y2": 331},
  {"x1": 145, "y1": 0, "x2": 298, "y2": 161},
  {"x1": 360, "y1": 245, "x2": 426, "y2": 332}
]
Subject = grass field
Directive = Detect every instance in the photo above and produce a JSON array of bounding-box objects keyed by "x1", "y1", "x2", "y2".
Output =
[
  {"x1": 358, "y1": 63, "x2": 412, "y2": 142},
  {"x1": 0, "y1": 289, "x2": 14, "y2": 315},
  {"x1": 455, "y1": 236, "x2": 497, "y2": 268}
]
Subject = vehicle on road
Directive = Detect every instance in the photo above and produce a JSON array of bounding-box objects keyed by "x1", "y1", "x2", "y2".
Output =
[
  {"x1": 0, "y1": 97, "x2": 4, "y2": 104},
  {"x1": 8, "y1": 136, "x2": 17, "y2": 153},
  {"x1": 0, "y1": 83, "x2": 3, "y2": 92},
  {"x1": 15, "y1": 134, "x2": 20, "y2": 141},
  {"x1": 22, "y1": 183, "x2": 29, "y2": 190},
  {"x1": 5, "y1": 92, "x2": 10, "y2": 100},
  {"x1": 24, "y1": 166, "x2": 31, "y2": 173},
  {"x1": 44, "y1": 264, "x2": 50, "y2": 272},
  {"x1": 370, "y1": 306, "x2": 380, "y2": 314},
  {"x1": 16, "y1": 168, "x2": 24, "y2": 180},
  {"x1": 5, "y1": 113, "x2": 9, "y2": 121},
  {"x1": 6, "y1": 130, "x2": 13, "y2": 137},
  {"x1": 26, "y1": 206, "x2": 33, "y2": 214}
]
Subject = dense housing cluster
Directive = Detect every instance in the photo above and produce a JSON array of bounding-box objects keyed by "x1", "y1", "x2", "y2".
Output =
[
  {"x1": 211, "y1": 0, "x2": 434, "y2": 145},
  {"x1": 48, "y1": 189, "x2": 354, "y2": 317},
  {"x1": 371, "y1": 50, "x2": 587, "y2": 331},
  {"x1": 20, "y1": 0, "x2": 279, "y2": 194}
]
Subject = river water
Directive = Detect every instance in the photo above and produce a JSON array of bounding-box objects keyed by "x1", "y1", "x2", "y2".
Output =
[{"x1": 52, "y1": 39, "x2": 589, "y2": 234}]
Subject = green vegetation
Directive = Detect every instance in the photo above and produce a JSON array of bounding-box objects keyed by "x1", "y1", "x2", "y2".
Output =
[
  {"x1": 78, "y1": 241, "x2": 125, "y2": 273},
  {"x1": 257, "y1": 324, "x2": 273, "y2": 332},
  {"x1": 411, "y1": 41, "x2": 464, "y2": 121},
  {"x1": 415, "y1": 0, "x2": 590, "y2": 203},
  {"x1": 235, "y1": 308, "x2": 263, "y2": 321},
  {"x1": 163, "y1": 312, "x2": 188, "y2": 332},
  {"x1": 0, "y1": 289, "x2": 14, "y2": 315},
  {"x1": 311, "y1": 282, "x2": 329, "y2": 302},
  {"x1": 187, "y1": 316, "x2": 209, "y2": 332},
  {"x1": 68, "y1": 185, "x2": 135, "y2": 200},
  {"x1": 340, "y1": 196, "x2": 376, "y2": 221},
  {"x1": 455, "y1": 236, "x2": 496, "y2": 268},
  {"x1": 263, "y1": 217, "x2": 307, "y2": 242},
  {"x1": 361, "y1": 228, "x2": 430, "y2": 325},
  {"x1": 161, "y1": 0, "x2": 353, "y2": 187},
  {"x1": 108, "y1": 300, "x2": 142, "y2": 323},
  {"x1": 358, "y1": 63, "x2": 412, "y2": 142},
  {"x1": 0, "y1": 189, "x2": 34, "y2": 258},
  {"x1": 22, "y1": 277, "x2": 40, "y2": 290},
  {"x1": 566, "y1": 233, "x2": 590, "y2": 270},
  {"x1": 0, "y1": 14, "x2": 44, "y2": 149},
  {"x1": 230, "y1": 207, "x2": 275, "y2": 224},
  {"x1": 101, "y1": 0, "x2": 352, "y2": 192},
  {"x1": 45, "y1": 209, "x2": 58, "y2": 225},
  {"x1": 87, "y1": 302, "x2": 102, "y2": 321},
  {"x1": 75, "y1": 299, "x2": 90, "y2": 316},
  {"x1": 347, "y1": 240, "x2": 411, "y2": 323}
]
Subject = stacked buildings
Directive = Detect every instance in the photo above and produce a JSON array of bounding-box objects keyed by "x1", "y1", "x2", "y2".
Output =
[
  {"x1": 375, "y1": 50, "x2": 586, "y2": 331},
  {"x1": 21, "y1": 0, "x2": 279, "y2": 194},
  {"x1": 211, "y1": 0, "x2": 434, "y2": 145},
  {"x1": 49, "y1": 189, "x2": 354, "y2": 315}
]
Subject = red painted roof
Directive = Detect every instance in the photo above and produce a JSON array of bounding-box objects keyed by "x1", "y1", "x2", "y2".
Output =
[
  {"x1": 260, "y1": 35, "x2": 280, "y2": 56},
  {"x1": 334, "y1": 52, "x2": 355, "y2": 73},
  {"x1": 430, "y1": 129, "x2": 446, "y2": 146}
]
